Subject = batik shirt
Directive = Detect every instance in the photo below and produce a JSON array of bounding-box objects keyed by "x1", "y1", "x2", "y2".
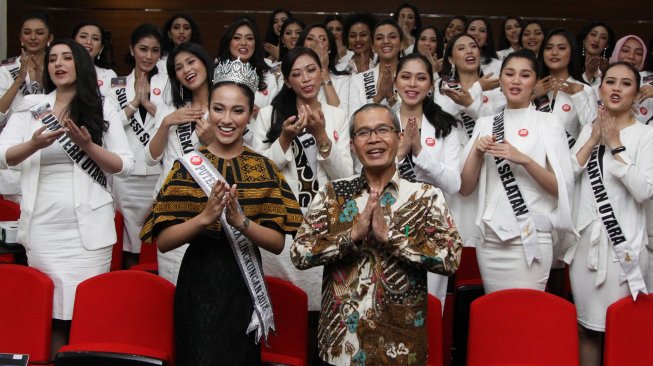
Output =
[{"x1": 291, "y1": 171, "x2": 462, "y2": 366}]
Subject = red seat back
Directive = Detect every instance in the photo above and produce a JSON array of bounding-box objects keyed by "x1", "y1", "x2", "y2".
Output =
[
  {"x1": 0, "y1": 264, "x2": 54, "y2": 363},
  {"x1": 427, "y1": 294, "x2": 443, "y2": 366},
  {"x1": 111, "y1": 212, "x2": 124, "y2": 271},
  {"x1": 261, "y1": 276, "x2": 308, "y2": 366},
  {"x1": 467, "y1": 289, "x2": 579, "y2": 366},
  {"x1": 454, "y1": 247, "x2": 482, "y2": 288},
  {"x1": 67, "y1": 270, "x2": 175, "y2": 363},
  {"x1": 0, "y1": 198, "x2": 20, "y2": 221},
  {"x1": 604, "y1": 293, "x2": 653, "y2": 366}
]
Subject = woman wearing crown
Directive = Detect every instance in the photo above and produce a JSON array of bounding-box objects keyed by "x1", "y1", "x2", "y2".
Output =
[{"x1": 140, "y1": 58, "x2": 302, "y2": 365}]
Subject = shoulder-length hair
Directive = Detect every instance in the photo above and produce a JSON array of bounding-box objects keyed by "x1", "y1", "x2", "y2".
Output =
[
  {"x1": 166, "y1": 42, "x2": 214, "y2": 108},
  {"x1": 279, "y1": 18, "x2": 306, "y2": 61},
  {"x1": 497, "y1": 16, "x2": 523, "y2": 51},
  {"x1": 71, "y1": 20, "x2": 115, "y2": 69},
  {"x1": 216, "y1": 16, "x2": 270, "y2": 92},
  {"x1": 343, "y1": 13, "x2": 378, "y2": 49},
  {"x1": 297, "y1": 23, "x2": 349, "y2": 76},
  {"x1": 44, "y1": 39, "x2": 107, "y2": 145},
  {"x1": 265, "y1": 47, "x2": 322, "y2": 143},
  {"x1": 415, "y1": 26, "x2": 444, "y2": 58},
  {"x1": 161, "y1": 13, "x2": 202, "y2": 55},
  {"x1": 539, "y1": 28, "x2": 585, "y2": 83},
  {"x1": 124, "y1": 23, "x2": 162, "y2": 79},
  {"x1": 397, "y1": 53, "x2": 457, "y2": 138}
]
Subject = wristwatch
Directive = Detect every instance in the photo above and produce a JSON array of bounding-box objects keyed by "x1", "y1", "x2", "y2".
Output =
[
  {"x1": 318, "y1": 140, "x2": 333, "y2": 154},
  {"x1": 237, "y1": 217, "x2": 250, "y2": 233},
  {"x1": 322, "y1": 79, "x2": 333, "y2": 86}
]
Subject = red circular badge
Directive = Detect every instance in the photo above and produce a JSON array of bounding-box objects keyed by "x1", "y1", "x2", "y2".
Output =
[
  {"x1": 425, "y1": 137, "x2": 436, "y2": 147},
  {"x1": 190, "y1": 156, "x2": 203, "y2": 165},
  {"x1": 640, "y1": 107, "x2": 648, "y2": 116},
  {"x1": 153, "y1": 88, "x2": 161, "y2": 96},
  {"x1": 562, "y1": 104, "x2": 571, "y2": 112},
  {"x1": 97, "y1": 79, "x2": 104, "y2": 87},
  {"x1": 518, "y1": 128, "x2": 529, "y2": 137},
  {"x1": 482, "y1": 95, "x2": 488, "y2": 103},
  {"x1": 262, "y1": 89, "x2": 268, "y2": 96},
  {"x1": 333, "y1": 131, "x2": 339, "y2": 141}
]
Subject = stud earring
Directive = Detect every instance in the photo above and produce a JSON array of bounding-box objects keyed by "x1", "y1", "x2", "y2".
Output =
[{"x1": 449, "y1": 64, "x2": 456, "y2": 80}]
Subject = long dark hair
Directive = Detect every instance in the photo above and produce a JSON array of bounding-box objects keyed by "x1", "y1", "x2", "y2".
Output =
[
  {"x1": 161, "y1": 13, "x2": 202, "y2": 56},
  {"x1": 442, "y1": 33, "x2": 481, "y2": 82},
  {"x1": 297, "y1": 23, "x2": 349, "y2": 76},
  {"x1": 415, "y1": 26, "x2": 444, "y2": 58},
  {"x1": 44, "y1": 39, "x2": 108, "y2": 145},
  {"x1": 216, "y1": 17, "x2": 270, "y2": 92},
  {"x1": 391, "y1": 3, "x2": 422, "y2": 40},
  {"x1": 264, "y1": 9, "x2": 294, "y2": 50},
  {"x1": 167, "y1": 42, "x2": 214, "y2": 108},
  {"x1": 265, "y1": 47, "x2": 321, "y2": 143},
  {"x1": 575, "y1": 22, "x2": 616, "y2": 72},
  {"x1": 125, "y1": 23, "x2": 162, "y2": 79},
  {"x1": 373, "y1": 18, "x2": 404, "y2": 61},
  {"x1": 443, "y1": 15, "x2": 468, "y2": 42},
  {"x1": 397, "y1": 53, "x2": 457, "y2": 138},
  {"x1": 539, "y1": 28, "x2": 585, "y2": 83},
  {"x1": 71, "y1": 20, "x2": 114, "y2": 69},
  {"x1": 497, "y1": 16, "x2": 523, "y2": 51},
  {"x1": 279, "y1": 19, "x2": 305, "y2": 61},
  {"x1": 466, "y1": 17, "x2": 497, "y2": 64},
  {"x1": 519, "y1": 20, "x2": 546, "y2": 53}
]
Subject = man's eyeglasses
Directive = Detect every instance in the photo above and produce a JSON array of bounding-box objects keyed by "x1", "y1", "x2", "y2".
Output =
[{"x1": 352, "y1": 125, "x2": 398, "y2": 139}]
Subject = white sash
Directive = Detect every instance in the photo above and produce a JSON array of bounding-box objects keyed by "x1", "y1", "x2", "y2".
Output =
[
  {"x1": 112, "y1": 77, "x2": 150, "y2": 148},
  {"x1": 296, "y1": 132, "x2": 318, "y2": 176},
  {"x1": 362, "y1": 69, "x2": 376, "y2": 102},
  {"x1": 492, "y1": 111, "x2": 540, "y2": 265},
  {"x1": 29, "y1": 101, "x2": 109, "y2": 191},
  {"x1": 534, "y1": 93, "x2": 577, "y2": 148},
  {"x1": 586, "y1": 145, "x2": 647, "y2": 298},
  {"x1": 179, "y1": 150, "x2": 275, "y2": 343}
]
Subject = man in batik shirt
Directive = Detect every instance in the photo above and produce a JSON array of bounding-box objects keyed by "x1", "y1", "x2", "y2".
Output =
[{"x1": 291, "y1": 103, "x2": 462, "y2": 366}]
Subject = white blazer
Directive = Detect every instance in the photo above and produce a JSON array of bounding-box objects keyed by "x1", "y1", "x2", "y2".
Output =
[
  {"x1": 251, "y1": 104, "x2": 353, "y2": 204},
  {"x1": 105, "y1": 69, "x2": 167, "y2": 176},
  {"x1": 0, "y1": 92, "x2": 135, "y2": 250}
]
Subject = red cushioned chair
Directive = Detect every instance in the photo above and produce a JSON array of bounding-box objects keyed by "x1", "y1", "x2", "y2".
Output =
[
  {"x1": 111, "y1": 212, "x2": 124, "y2": 271},
  {"x1": 467, "y1": 289, "x2": 579, "y2": 366},
  {"x1": 451, "y1": 247, "x2": 484, "y2": 364},
  {"x1": 0, "y1": 264, "x2": 54, "y2": 364},
  {"x1": 261, "y1": 276, "x2": 308, "y2": 366},
  {"x1": 55, "y1": 270, "x2": 175, "y2": 366},
  {"x1": 427, "y1": 294, "x2": 443, "y2": 366},
  {"x1": 129, "y1": 240, "x2": 158, "y2": 274},
  {"x1": 0, "y1": 197, "x2": 21, "y2": 264},
  {"x1": 604, "y1": 293, "x2": 653, "y2": 366}
]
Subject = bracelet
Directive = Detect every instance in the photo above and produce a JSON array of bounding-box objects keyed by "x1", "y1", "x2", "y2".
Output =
[
  {"x1": 610, "y1": 146, "x2": 626, "y2": 155},
  {"x1": 321, "y1": 79, "x2": 333, "y2": 86},
  {"x1": 236, "y1": 217, "x2": 250, "y2": 233},
  {"x1": 126, "y1": 102, "x2": 138, "y2": 112}
]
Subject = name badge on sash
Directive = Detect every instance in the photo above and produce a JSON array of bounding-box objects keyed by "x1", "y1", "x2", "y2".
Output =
[
  {"x1": 179, "y1": 151, "x2": 276, "y2": 343},
  {"x1": 362, "y1": 70, "x2": 376, "y2": 102},
  {"x1": 112, "y1": 77, "x2": 150, "y2": 147},
  {"x1": 29, "y1": 101, "x2": 109, "y2": 191},
  {"x1": 586, "y1": 145, "x2": 647, "y2": 298},
  {"x1": 492, "y1": 111, "x2": 540, "y2": 265}
]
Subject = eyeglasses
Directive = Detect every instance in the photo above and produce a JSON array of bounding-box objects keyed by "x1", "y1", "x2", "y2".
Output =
[{"x1": 352, "y1": 125, "x2": 398, "y2": 139}]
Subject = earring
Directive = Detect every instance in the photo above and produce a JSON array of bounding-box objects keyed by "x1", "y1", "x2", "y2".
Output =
[
  {"x1": 97, "y1": 53, "x2": 100, "y2": 60},
  {"x1": 602, "y1": 48, "x2": 607, "y2": 59},
  {"x1": 47, "y1": 41, "x2": 50, "y2": 47},
  {"x1": 581, "y1": 44, "x2": 585, "y2": 57},
  {"x1": 449, "y1": 64, "x2": 456, "y2": 81},
  {"x1": 180, "y1": 85, "x2": 184, "y2": 100}
]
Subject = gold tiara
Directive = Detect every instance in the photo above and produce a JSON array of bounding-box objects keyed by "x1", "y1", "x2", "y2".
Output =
[{"x1": 212, "y1": 58, "x2": 259, "y2": 93}]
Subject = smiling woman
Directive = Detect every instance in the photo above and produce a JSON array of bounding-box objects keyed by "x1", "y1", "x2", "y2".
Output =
[
  {"x1": 0, "y1": 38, "x2": 134, "y2": 354},
  {"x1": 72, "y1": 20, "x2": 116, "y2": 99}
]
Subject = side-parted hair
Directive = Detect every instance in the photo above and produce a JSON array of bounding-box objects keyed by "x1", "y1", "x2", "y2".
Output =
[
  {"x1": 125, "y1": 23, "x2": 162, "y2": 79},
  {"x1": 161, "y1": 13, "x2": 202, "y2": 55},
  {"x1": 265, "y1": 47, "x2": 321, "y2": 143},
  {"x1": 396, "y1": 53, "x2": 457, "y2": 138},
  {"x1": 501, "y1": 48, "x2": 541, "y2": 79},
  {"x1": 442, "y1": 33, "x2": 481, "y2": 82},
  {"x1": 264, "y1": 9, "x2": 294, "y2": 50},
  {"x1": 71, "y1": 20, "x2": 114, "y2": 69},
  {"x1": 279, "y1": 18, "x2": 306, "y2": 61},
  {"x1": 497, "y1": 16, "x2": 523, "y2": 51},
  {"x1": 466, "y1": 17, "x2": 498, "y2": 64},
  {"x1": 415, "y1": 26, "x2": 444, "y2": 59},
  {"x1": 518, "y1": 20, "x2": 547, "y2": 51},
  {"x1": 167, "y1": 42, "x2": 214, "y2": 108},
  {"x1": 601, "y1": 61, "x2": 641, "y2": 90},
  {"x1": 539, "y1": 28, "x2": 586, "y2": 83},
  {"x1": 44, "y1": 39, "x2": 107, "y2": 145},
  {"x1": 216, "y1": 16, "x2": 270, "y2": 92}
]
